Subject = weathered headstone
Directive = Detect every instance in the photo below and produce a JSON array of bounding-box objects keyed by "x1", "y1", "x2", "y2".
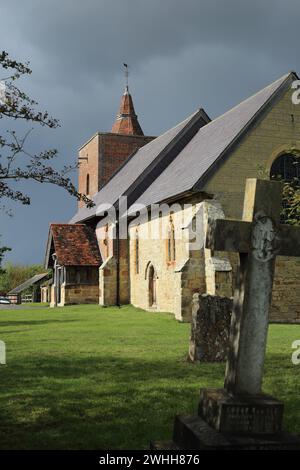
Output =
[
  {"x1": 152, "y1": 179, "x2": 300, "y2": 450},
  {"x1": 0, "y1": 340, "x2": 6, "y2": 365},
  {"x1": 189, "y1": 293, "x2": 232, "y2": 362}
]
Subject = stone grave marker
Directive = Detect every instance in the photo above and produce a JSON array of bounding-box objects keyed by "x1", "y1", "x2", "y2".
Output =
[
  {"x1": 0, "y1": 340, "x2": 6, "y2": 365},
  {"x1": 189, "y1": 293, "x2": 232, "y2": 362},
  {"x1": 152, "y1": 178, "x2": 300, "y2": 450}
]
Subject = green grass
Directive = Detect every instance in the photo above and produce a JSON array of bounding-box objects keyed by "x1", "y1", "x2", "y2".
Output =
[
  {"x1": 21, "y1": 302, "x2": 49, "y2": 307},
  {"x1": 0, "y1": 304, "x2": 299, "y2": 449}
]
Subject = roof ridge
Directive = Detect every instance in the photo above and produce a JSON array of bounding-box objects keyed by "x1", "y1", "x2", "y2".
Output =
[
  {"x1": 51, "y1": 223, "x2": 86, "y2": 226},
  {"x1": 122, "y1": 108, "x2": 209, "y2": 207}
]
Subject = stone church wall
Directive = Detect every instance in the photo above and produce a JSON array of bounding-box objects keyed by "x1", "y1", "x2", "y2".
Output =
[
  {"x1": 203, "y1": 86, "x2": 300, "y2": 322},
  {"x1": 99, "y1": 239, "x2": 130, "y2": 306},
  {"x1": 272, "y1": 257, "x2": 300, "y2": 321},
  {"x1": 50, "y1": 283, "x2": 99, "y2": 306},
  {"x1": 129, "y1": 198, "x2": 207, "y2": 321},
  {"x1": 99, "y1": 256, "x2": 117, "y2": 306},
  {"x1": 63, "y1": 284, "x2": 99, "y2": 305}
]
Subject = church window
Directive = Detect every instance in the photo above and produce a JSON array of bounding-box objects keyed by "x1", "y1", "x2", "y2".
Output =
[
  {"x1": 270, "y1": 153, "x2": 300, "y2": 182},
  {"x1": 135, "y1": 228, "x2": 139, "y2": 274},
  {"x1": 270, "y1": 153, "x2": 300, "y2": 223},
  {"x1": 167, "y1": 217, "x2": 176, "y2": 263}
]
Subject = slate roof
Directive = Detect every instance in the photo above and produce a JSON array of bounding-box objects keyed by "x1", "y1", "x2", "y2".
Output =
[
  {"x1": 70, "y1": 108, "x2": 210, "y2": 223},
  {"x1": 45, "y1": 224, "x2": 102, "y2": 267},
  {"x1": 9, "y1": 273, "x2": 49, "y2": 294},
  {"x1": 70, "y1": 71, "x2": 297, "y2": 223},
  {"x1": 131, "y1": 72, "x2": 297, "y2": 209}
]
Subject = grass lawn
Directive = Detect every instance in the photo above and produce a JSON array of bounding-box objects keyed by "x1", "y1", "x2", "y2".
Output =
[
  {"x1": 0, "y1": 304, "x2": 299, "y2": 449},
  {"x1": 21, "y1": 303, "x2": 50, "y2": 307}
]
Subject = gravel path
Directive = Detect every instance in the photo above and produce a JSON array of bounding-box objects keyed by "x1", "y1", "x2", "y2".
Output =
[{"x1": 0, "y1": 304, "x2": 48, "y2": 310}]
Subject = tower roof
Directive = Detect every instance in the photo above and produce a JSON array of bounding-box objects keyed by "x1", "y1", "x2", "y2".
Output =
[{"x1": 111, "y1": 86, "x2": 144, "y2": 135}]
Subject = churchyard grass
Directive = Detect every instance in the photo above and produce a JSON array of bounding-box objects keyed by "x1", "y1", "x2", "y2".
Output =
[
  {"x1": 0, "y1": 304, "x2": 299, "y2": 449},
  {"x1": 21, "y1": 303, "x2": 50, "y2": 307}
]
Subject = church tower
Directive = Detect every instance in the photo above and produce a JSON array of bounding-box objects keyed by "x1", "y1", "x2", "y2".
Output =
[
  {"x1": 77, "y1": 77, "x2": 154, "y2": 207},
  {"x1": 111, "y1": 85, "x2": 144, "y2": 136}
]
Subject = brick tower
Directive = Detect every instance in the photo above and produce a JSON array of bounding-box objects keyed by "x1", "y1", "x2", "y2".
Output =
[{"x1": 78, "y1": 84, "x2": 155, "y2": 207}]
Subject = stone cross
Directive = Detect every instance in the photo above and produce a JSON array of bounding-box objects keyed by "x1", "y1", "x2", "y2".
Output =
[{"x1": 206, "y1": 178, "x2": 300, "y2": 395}]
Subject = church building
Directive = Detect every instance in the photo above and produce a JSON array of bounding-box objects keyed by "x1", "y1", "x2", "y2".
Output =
[{"x1": 45, "y1": 72, "x2": 300, "y2": 322}]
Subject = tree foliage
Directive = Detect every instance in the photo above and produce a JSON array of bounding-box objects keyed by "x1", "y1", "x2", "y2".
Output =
[
  {"x1": 0, "y1": 50, "x2": 93, "y2": 208},
  {"x1": 0, "y1": 243, "x2": 11, "y2": 274},
  {"x1": 258, "y1": 162, "x2": 300, "y2": 226},
  {"x1": 0, "y1": 51, "x2": 95, "y2": 264},
  {"x1": 282, "y1": 180, "x2": 300, "y2": 225},
  {"x1": 0, "y1": 262, "x2": 46, "y2": 293}
]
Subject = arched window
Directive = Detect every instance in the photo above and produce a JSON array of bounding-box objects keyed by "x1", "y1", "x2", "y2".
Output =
[
  {"x1": 270, "y1": 153, "x2": 300, "y2": 182},
  {"x1": 270, "y1": 153, "x2": 300, "y2": 223},
  {"x1": 134, "y1": 228, "x2": 139, "y2": 274},
  {"x1": 148, "y1": 264, "x2": 157, "y2": 307},
  {"x1": 86, "y1": 174, "x2": 90, "y2": 195},
  {"x1": 167, "y1": 217, "x2": 176, "y2": 263}
]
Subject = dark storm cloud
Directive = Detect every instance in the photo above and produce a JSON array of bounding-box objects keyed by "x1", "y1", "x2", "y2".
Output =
[
  {"x1": 1, "y1": 0, "x2": 298, "y2": 87},
  {"x1": 0, "y1": 0, "x2": 300, "y2": 264}
]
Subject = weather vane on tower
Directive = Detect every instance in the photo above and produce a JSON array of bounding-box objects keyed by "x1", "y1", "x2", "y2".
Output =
[{"x1": 123, "y1": 63, "x2": 129, "y2": 91}]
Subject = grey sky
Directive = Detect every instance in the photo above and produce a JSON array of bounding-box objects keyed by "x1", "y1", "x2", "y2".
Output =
[{"x1": 0, "y1": 0, "x2": 299, "y2": 265}]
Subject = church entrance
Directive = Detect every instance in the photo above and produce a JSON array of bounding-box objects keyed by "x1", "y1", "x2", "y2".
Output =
[{"x1": 148, "y1": 265, "x2": 157, "y2": 307}]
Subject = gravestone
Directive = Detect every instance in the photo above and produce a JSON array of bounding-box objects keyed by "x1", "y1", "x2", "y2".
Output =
[
  {"x1": 189, "y1": 293, "x2": 232, "y2": 362},
  {"x1": 0, "y1": 340, "x2": 6, "y2": 365},
  {"x1": 152, "y1": 179, "x2": 300, "y2": 450}
]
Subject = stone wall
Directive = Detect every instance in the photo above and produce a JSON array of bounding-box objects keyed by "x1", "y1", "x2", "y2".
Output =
[
  {"x1": 129, "y1": 198, "x2": 234, "y2": 321},
  {"x1": 61, "y1": 284, "x2": 99, "y2": 305},
  {"x1": 50, "y1": 282, "x2": 99, "y2": 306},
  {"x1": 189, "y1": 293, "x2": 233, "y2": 362},
  {"x1": 99, "y1": 257, "x2": 117, "y2": 305},
  {"x1": 203, "y1": 86, "x2": 300, "y2": 322},
  {"x1": 99, "y1": 237, "x2": 130, "y2": 306},
  {"x1": 178, "y1": 250, "x2": 206, "y2": 321},
  {"x1": 129, "y1": 197, "x2": 208, "y2": 321},
  {"x1": 119, "y1": 239, "x2": 130, "y2": 304},
  {"x1": 272, "y1": 256, "x2": 300, "y2": 321},
  {"x1": 202, "y1": 201, "x2": 233, "y2": 298}
]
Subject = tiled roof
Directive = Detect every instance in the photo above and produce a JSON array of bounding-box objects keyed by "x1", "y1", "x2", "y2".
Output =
[{"x1": 46, "y1": 224, "x2": 101, "y2": 267}]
